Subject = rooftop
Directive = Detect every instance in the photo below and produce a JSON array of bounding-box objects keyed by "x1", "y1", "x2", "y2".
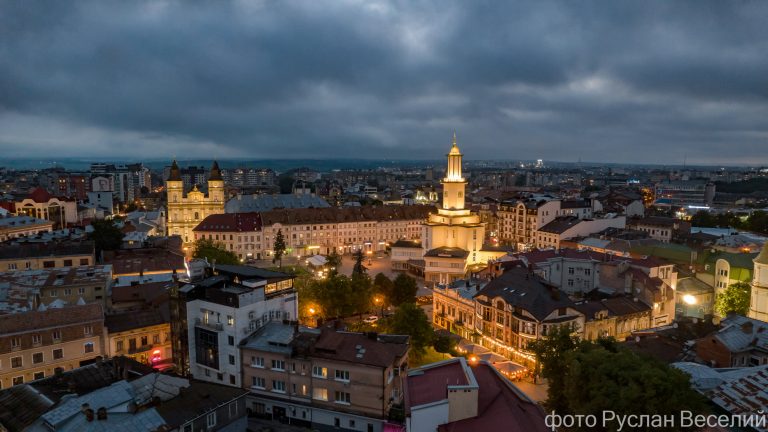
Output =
[
  {"x1": 424, "y1": 247, "x2": 469, "y2": 259},
  {"x1": 0, "y1": 302, "x2": 103, "y2": 333},
  {"x1": 537, "y1": 216, "x2": 581, "y2": 234},
  {"x1": 193, "y1": 212, "x2": 262, "y2": 233},
  {"x1": 225, "y1": 193, "x2": 330, "y2": 213},
  {"x1": 0, "y1": 241, "x2": 94, "y2": 260}
]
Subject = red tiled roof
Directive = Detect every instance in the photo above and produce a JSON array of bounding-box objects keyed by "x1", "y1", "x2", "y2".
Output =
[
  {"x1": 29, "y1": 187, "x2": 52, "y2": 203},
  {"x1": 407, "y1": 360, "x2": 468, "y2": 407},
  {"x1": 103, "y1": 248, "x2": 185, "y2": 275},
  {"x1": 193, "y1": 212, "x2": 262, "y2": 232},
  {"x1": 438, "y1": 363, "x2": 548, "y2": 432}
]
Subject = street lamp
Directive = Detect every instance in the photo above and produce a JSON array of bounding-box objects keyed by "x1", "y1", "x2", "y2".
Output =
[{"x1": 374, "y1": 296, "x2": 384, "y2": 316}]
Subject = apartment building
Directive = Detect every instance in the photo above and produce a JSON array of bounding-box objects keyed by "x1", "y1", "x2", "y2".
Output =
[
  {"x1": 193, "y1": 205, "x2": 430, "y2": 260},
  {"x1": 15, "y1": 187, "x2": 78, "y2": 228},
  {"x1": 0, "y1": 214, "x2": 54, "y2": 242},
  {"x1": 241, "y1": 322, "x2": 409, "y2": 432},
  {"x1": 497, "y1": 197, "x2": 593, "y2": 250},
  {"x1": 0, "y1": 241, "x2": 94, "y2": 272},
  {"x1": 104, "y1": 307, "x2": 172, "y2": 367},
  {"x1": 0, "y1": 303, "x2": 104, "y2": 389},
  {"x1": 173, "y1": 264, "x2": 297, "y2": 386},
  {"x1": 535, "y1": 215, "x2": 626, "y2": 249},
  {"x1": 0, "y1": 265, "x2": 113, "y2": 313},
  {"x1": 627, "y1": 216, "x2": 690, "y2": 243}
]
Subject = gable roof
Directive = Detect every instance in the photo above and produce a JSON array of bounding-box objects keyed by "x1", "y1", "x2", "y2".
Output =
[{"x1": 475, "y1": 267, "x2": 574, "y2": 321}]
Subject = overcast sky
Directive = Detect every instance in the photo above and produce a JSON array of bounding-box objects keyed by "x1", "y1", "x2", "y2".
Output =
[{"x1": 1, "y1": 1, "x2": 767, "y2": 164}]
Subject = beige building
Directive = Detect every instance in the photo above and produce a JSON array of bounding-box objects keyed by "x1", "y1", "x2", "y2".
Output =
[
  {"x1": 0, "y1": 241, "x2": 94, "y2": 272},
  {"x1": 15, "y1": 187, "x2": 78, "y2": 228},
  {"x1": 104, "y1": 308, "x2": 172, "y2": 367},
  {"x1": 0, "y1": 303, "x2": 104, "y2": 389},
  {"x1": 0, "y1": 215, "x2": 54, "y2": 242},
  {"x1": 749, "y1": 243, "x2": 768, "y2": 322},
  {"x1": 432, "y1": 279, "x2": 480, "y2": 341},
  {"x1": 241, "y1": 322, "x2": 409, "y2": 432},
  {"x1": 497, "y1": 197, "x2": 593, "y2": 250},
  {"x1": 193, "y1": 206, "x2": 430, "y2": 260},
  {"x1": 575, "y1": 297, "x2": 652, "y2": 341},
  {"x1": 0, "y1": 265, "x2": 113, "y2": 313},
  {"x1": 421, "y1": 135, "x2": 505, "y2": 285},
  {"x1": 166, "y1": 160, "x2": 225, "y2": 246}
]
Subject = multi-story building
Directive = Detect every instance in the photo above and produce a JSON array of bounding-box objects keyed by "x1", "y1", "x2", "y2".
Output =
[
  {"x1": 535, "y1": 215, "x2": 626, "y2": 249},
  {"x1": 696, "y1": 315, "x2": 768, "y2": 368},
  {"x1": 0, "y1": 303, "x2": 104, "y2": 389},
  {"x1": 473, "y1": 266, "x2": 584, "y2": 366},
  {"x1": 104, "y1": 308, "x2": 172, "y2": 367},
  {"x1": 750, "y1": 242, "x2": 768, "y2": 322},
  {"x1": 194, "y1": 206, "x2": 430, "y2": 260},
  {"x1": 172, "y1": 264, "x2": 297, "y2": 386},
  {"x1": 627, "y1": 216, "x2": 690, "y2": 243},
  {"x1": 432, "y1": 279, "x2": 483, "y2": 341},
  {"x1": 390, "y1": 239, "x2": 423, "y2": 271},
  {"x1": 222, "y1": 167, "x2": 277, "y2": 187},
  {"x1": 497, "y1": 197, "x2": 593, "y2": 251},
  {"x1": 166, "y1": 160, "x2": 225, "y2": 246},
  {"x1": 0, "y1": 265, "x2": 113, "y2": 314},
  {"x1": 654, "y1": 180, "x2": 715, "y2": 207},
  {"x1": 574, "y1": 297, "x2": 652, "y2": 341},
  {"x1": 0, "y1": 241, "x2": 94, "y2": 272},
  {"x1": 0, "y1": 214, "x2": 54, "y2": 242},
  {"x1": 15, "y1": 187, "x2": 78, "y2": 228},
  {"x1": 241, "y1": 322, "x2": 409, "y2": 432}
]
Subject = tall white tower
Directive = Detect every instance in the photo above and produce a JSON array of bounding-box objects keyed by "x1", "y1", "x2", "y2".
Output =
[{"x1": 749, "y1": 243, "x2": 768, "y2": 322}]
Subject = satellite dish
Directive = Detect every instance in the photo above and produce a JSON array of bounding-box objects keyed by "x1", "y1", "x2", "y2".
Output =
[
  {"x1": 692, "y1": 318, "x2": 698, "y2": 324},
  {"x1": 635, "y1": 336, "x2": 641, "y2": 343},
  {"x1": 673, "y1": 322, "x2": 679, "y2": 328}
]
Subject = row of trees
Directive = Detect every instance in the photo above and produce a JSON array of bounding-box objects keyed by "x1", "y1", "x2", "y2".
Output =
[
  {"x1": 529, "y1": 327, "x2": 707, "y2": 430},
  {"x1": 691, "y1": 209, "x2": 768, "y2": 235}
]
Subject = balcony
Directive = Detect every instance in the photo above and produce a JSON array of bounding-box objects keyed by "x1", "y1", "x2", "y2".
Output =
[{"x1": 195, "y1": 318, "x2": 223, "y2": 331}]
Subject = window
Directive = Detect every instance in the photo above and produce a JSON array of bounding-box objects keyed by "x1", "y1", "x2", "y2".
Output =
[
  {"x1": 34, "y1": 371, "x2": 45, "y2": 380},
  {"x1": 63, "y1": 259, "x2": 73, "y2": 267},
  {"x1": 84, "y1": 325, "x2": 93, "y2": 336},
  {"x1": 49, "y1": 290, "x2": 57, "y2": 297},
  {"x1": 153, "y1": 334, "x2": 160, "y2": 344},
  {"x1": 230, "y1": 375, "x2": 236, "y2": 385},
  {"x1": 335, "y1": 391, "x2": 351, "y2": 405},
  {"x1": 64, "y1": 288, "x2": 72, "y2": 296},
  {"x1": 228, "y1": 401, "x2": 238, "y2": 419},
  {"x1": 78, "y1": 287, "x2": 86, "y2": 295},
  {"x1": 141, "y1": 336, "x2": 148, "y2": 346},
  {"x1": 568, "y1": 267, "x2": 575, "y2": 275},
  {"x1": 80, "y1": 258, "x2": 89, "y2": 265},
  {"x1": 32, "y1": 334, "x2": 42, "y2": 345},
  {"x1": 334, "y1": 418, "x2": 340, "y2": 427},
  {"x1": 206, "y1": 412, "x2": 217, "y2": 428},
  {"x1": 312, "y1": 366, "x2": 328, "y2": 379},
  {"x1": 84, "y1": 342, "x2": 94, "y2": 353},
  {"x1": 33, "y1": 352, "x2": 44, "y2": 364},
  {"x1": 271, "y1": 359, "x2": 285, "y2": 371},
  {"x1": 272, "y1": 380, "x2": 286, "y2": 393},
  {"x1": 7, "y1": 263, "x2": 17, "y2": 270},
  {"x1": 313, "y1": 387, "x2": 328, "y2": 401},
  {"x1": 53, "y1": 349, "x2": 63, "y2": 359},
  {"x1": 12, "y1": 376, "x2": 23, "y2": 385},
  {"x1": 43, "y1": 261, "x2": 55, "y2": 268},
  {"x1": 335, "y1": 369, "x2": 350, "y2": 382},
  {"x1": 228, "y1": 335, "x2": 234, "y2": 346},
  {"x1": 252, "y1": 376, "x2": 266, "y2": 389},
  {"x1": 11, "y1": 357, "x2": 22, "y2": 368},
  {"x1": 116, "y1": 340, "x2": 124, "y2": 351},
  {"x1": 227, "y1": 315, "x2": 234, "y2": 326},
  {"x1": 252, "y1": 356, "x2": 264, "y2": 368},
  {"x1": 229, "y1": 355, "x2": 235, "y2": 365},
  {"x1": 350, "y1": 420, "x2": 356, "y2": 428},
  {"x1": 11, "y1": 337, "x2": 20, "y2": 349},
  {"x1": 585, "y1": 268, "x2": 591, "y2": 276}
]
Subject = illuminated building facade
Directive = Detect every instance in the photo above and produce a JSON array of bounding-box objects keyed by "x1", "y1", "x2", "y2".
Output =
[{"x1": 166, "y1": 160, "x2": 225, "y2": 246}]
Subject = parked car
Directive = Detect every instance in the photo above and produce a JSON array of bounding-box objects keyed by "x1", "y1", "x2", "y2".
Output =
[{"x1": 363, "y1": 315, "x2": 379, "y2": 324}]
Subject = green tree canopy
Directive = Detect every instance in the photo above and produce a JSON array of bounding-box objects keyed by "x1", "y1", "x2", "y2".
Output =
[
  {"x1": 714, "y1": 281, "x2": 751, "y2": 317},
  {"x1": 391, "y1": 273, "x2": 418, "y2": 307},
  {"x1": 388, "y1": 302, "x2": 434, "y2": 355},
  {"x1": 89, "y1": 219, "x2": 125, "y2": 257},
  {"x1": 192, "y1": 238, "x2": 239, "y2": 265},
  {"x1": 373, "y1": 273, "x2": 394, "y2": 305},
  {"x1": 530, "y1": 327, "x2": 707, "y2": 429},
  {"x1": 326, "y1": 249, "x2": 341, "y2": 277},
  {"x1": 352, "y1": 250, "x2": 367, "y2": 275},
  {"x1": 272, "y1": 229, "x2": 286, "y2": 268}
]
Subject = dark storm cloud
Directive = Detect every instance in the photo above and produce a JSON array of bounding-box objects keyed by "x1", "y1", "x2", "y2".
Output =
[{"x1": 0, "y1": 0, "x2": 767, "y2": 164}]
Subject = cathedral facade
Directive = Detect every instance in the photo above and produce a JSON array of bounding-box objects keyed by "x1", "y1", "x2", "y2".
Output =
[{"x1": 166, "y1": 160, "x2": 225, "y2": 246}]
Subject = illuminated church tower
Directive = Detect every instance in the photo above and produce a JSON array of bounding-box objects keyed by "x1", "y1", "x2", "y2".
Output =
[
  {"x1": 166, "y1": 160, "x2": 225, "y2": 247},
  {"x1": 421, "y1": 133, "x2": 505, "y2": 285}
]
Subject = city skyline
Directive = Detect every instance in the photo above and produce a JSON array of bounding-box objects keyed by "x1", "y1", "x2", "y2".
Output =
[{"x1": 1, "y1": 1, "x2": 767, "y2": 164}]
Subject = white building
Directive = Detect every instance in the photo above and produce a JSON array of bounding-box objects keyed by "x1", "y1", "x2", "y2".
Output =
[
  {"x1": 750, "y1": 243, "x2": 768, "y2": 322},
  {"x1": 182, "y1": 265, "x2": 297, "y2": 388}
]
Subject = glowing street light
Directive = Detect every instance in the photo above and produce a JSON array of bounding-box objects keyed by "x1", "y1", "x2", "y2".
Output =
[{"x1": 683, "y1": 294, "x2": 697, "y2": 305}]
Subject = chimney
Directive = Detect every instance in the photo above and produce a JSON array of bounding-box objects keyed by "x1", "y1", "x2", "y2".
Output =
[
  {"x1": 81, "y1": 403, "x2": 90, "y2": 414},
  {"x1": 741, "y1": 321, "x2": 754, "y2": 334},
  {"x1": 85, "y1": 408, "x2": 95, "y2": 422},
  {"x1": 97, "y1": 407, "x2": 107, "y2": 421}
]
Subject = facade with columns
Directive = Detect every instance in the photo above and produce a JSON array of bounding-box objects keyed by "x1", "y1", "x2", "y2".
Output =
[
  {"x1": 749, "y1": 243, "x2": 768, "y2": 322},
  {"x1": 421, "y1": 135, "x2": 506, "y2": 285},
  {"x1": 166, "y1": 161, "x2": 225, "y2": 246}
]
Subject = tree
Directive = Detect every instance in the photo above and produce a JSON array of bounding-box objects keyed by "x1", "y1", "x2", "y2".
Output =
[
  {"x1": 388, "y1": 303, "x2": 434, "y2": 355},
  {"x1": 391, "y1": 273, "x2": 418, "y2": 307},
  {"x1": 530, "y1": 328, "x2": 707, "y2": 427},
  {"x1": 273, "y1": 229, "x2": 286, "y2": 268},
  {"x1": 373, "y1": 273, "x2": 394, "y2": 304},
  {"x1": 433, "y1": 333, "x2": 457, "y2": 354},
  {"x1": 89, "y1": 219, "x2": 125, "y2": 257},
  {"x1": 326, "y1": 248, "x2": 341, "y2": 277},
  {"x1": 352, "y1": 250, "x2": 367, "y2": 275},
  {"x1": 192, "y1": 238, "x2": 239, "y2": 265},
  {"x1": 714, "y1": 281, "x2": 751, "y2": 317}
]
